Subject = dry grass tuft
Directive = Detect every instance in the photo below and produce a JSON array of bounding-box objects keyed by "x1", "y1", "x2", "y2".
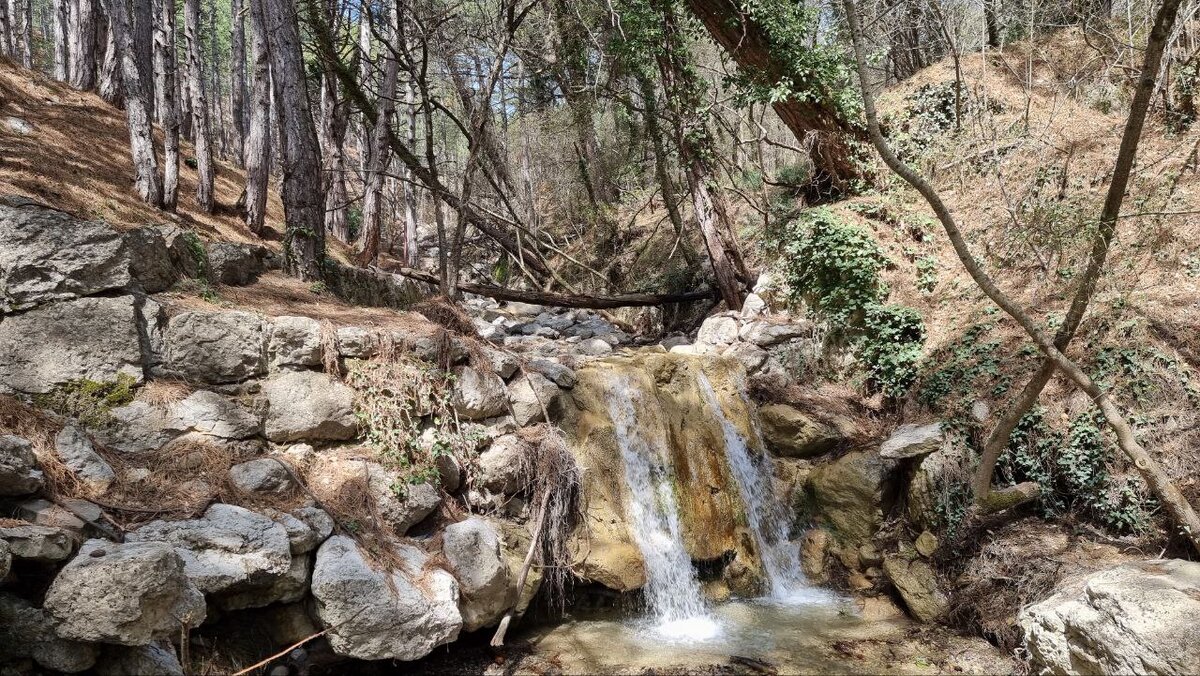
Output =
[
  {"x1": 135, "y1": 379, "x2": 193, "y2": 407},
  {"x1": 319, "y1": 320, "x2": 342, "y2": 377},
  {"x1": 514, "y1": 423, "x2": 583, "y2": 611},
  {"x1": 0, "y1": 395, "x2": 88, "y2": 499},
  {"x1": 101, "y1": 435, "x2": 235, "y2": 520},
  {"x1": 412, "y1": 295, "x2": 479, "y2": 337}
]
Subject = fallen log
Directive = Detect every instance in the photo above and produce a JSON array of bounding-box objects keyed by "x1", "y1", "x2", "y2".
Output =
[{"x1": 384, "y1": 266, "x2": 718, "y2": 309}]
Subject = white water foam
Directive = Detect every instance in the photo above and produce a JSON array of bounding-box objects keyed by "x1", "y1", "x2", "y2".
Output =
[{"x1": 605, "y1": 374, "x2": 722, "y2": 642}]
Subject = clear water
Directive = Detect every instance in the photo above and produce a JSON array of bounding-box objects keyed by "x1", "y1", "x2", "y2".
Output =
[
  {"x1": 604, "y1": 374, "x2": 721, "y2": 643},
  {"x1": 697, "y1": 371, "x2": 824, "y2": 603}
]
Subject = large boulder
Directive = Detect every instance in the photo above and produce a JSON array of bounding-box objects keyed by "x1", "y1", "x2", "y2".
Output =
[
  {"x1": 205, "y1": 242, "x2": 271, "y2": 286},
  {"x1": 807, "y1": 450, "x2": 895, "y2": 544},
  {"x1": 164, "y1": 310, "x2": 266, "y2": 384},
  {"x1": 477, "y1": 434, "x2": 528, "y2": 494},
  {"x1": 883, "y1": 555, "x2": 948, "y2": 623},
  {"x1": 123, "y1": 226, "x2": 181, "y2": 293},
  {"x1": 229, "y1": 458, "x2": 295, "y2": 495},
  {"x1": 0, "y1": 523, "x2": 75, "y2": 561},
  {"x1": 507, "y1": 372, "x2": 563, "y2": 426},
  {"x1": 0, "y1": 200, "x2": 130, "y2": 312},
  {"x1": 126, "y1": 504, "x2": 292, "y2": 596},
  {"x1": 758, "y1": 404, "x2": 849, "y2": 458},
  {"x1": 44, "y1": 540, "x2": 206, "y2": 645},
  {"x1": 450, "y1": 365, "x2": 508, "y2": 420},
  {"x1": 0, "y1": 295, "x2": 144, "y2": 394},
  {"x1": 442, "y1": 518, "x2": 512, "y2": 631},
  {"x1": 696, "y1": 315, "x2": 739, "y2": 347},
  {"x1": 262, "y1": 370, "x2": 357, "y2": 442},
  {"x1": 216, "y1": 553, "x2": 310, "y2": 611},
  {"x1": 268, "y1": 315, "x2": 323, "y2": 369},
  {"x1": 738, "y1": 319, "x2": 809, "y2": 347},
  {"x1": 1019, "y1": 559, "x2": 1200, "y2": 675},
  {"x1": 0, "y1": 593, "x2": 98, "y2": 673},
  {"x1": 99, "y1": 390, "x2": 263, "y2": 454},
  {"x1": 311, "y1": 536, "x2": 462, "y2": 660},
  {"x1": 0, "y1": 435, "x2": 43, "y2": 495},
  {"x1": 95, "y1": 643, "x2": 184, "y2": 676},
  {"x1": 880, "y1": 423, "x2": 944, "y2": 460},
  {"x1": 55, "y1": 424, "x2": 115, "y2": 494},
  {"x1": 306, "y1": 457, "x2": 441, "y2": 535}
]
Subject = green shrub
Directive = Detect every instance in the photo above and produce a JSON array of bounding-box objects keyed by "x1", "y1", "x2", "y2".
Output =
[{"x1": 858, "y1": 304, "x2": 925, "y2": 399}]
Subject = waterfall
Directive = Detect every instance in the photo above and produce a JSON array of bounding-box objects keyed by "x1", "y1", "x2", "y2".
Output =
[
  {"x1": 605, "y1": 375, "x2": 720, "y2": 641},
  {"x1": 697, "y1": 372, "x2": 817, "y2": 602}
]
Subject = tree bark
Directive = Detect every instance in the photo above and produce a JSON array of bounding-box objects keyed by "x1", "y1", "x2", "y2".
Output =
[
  {"x1": 243, "y1": 0, "x2": 271, "y2": 235},
  {"x1": 52, "y1": 0, "x2": 70, "y2": 80},
  {"x1": 0, "y1": 0, "x2": 14, "y2": 59},
  {"x1": 260, "y1": 0, "x2": 326, "y2": 279},
  {"x1": 637, "y1": 72, "x2": 696, "y2": 266},
  {"x1": 68, "y1": 0, "x2": 99, "y2": 89},
  {"x1": 153, "y1": 0, "x2": 179, "y2": 210},
  {"x1": 684, "y1": 0, "x2": 861, "y2": 195},
  {"x1": 98, "y1": 10, "x2": 122, "y2": 105},
  {"x1": 320, "y1": 71, "x2": 351, "y2": 242},
  {"x1": 230, "y1": 0, "x2": 247, "y2": 166},
  {"x1": 183, "y1": 0, "x2": 215, "y2": 212},
  {"x1": 106, "y1": 0, "x2": 161, "y2": 206},
  {"x1": 358, "y1": 0, "x2": 396, "y2": 266},
  {"x1": 843, "y1": 0, "x2": 1200, "y2": 555},
  {"x1": 19, "y1": 0, "x2": 32, "y2": 68}
]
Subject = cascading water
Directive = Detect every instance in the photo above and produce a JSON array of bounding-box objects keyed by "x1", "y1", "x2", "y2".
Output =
[
  {"x1": 605, "y1": 374, "x2": 721, "y2": 641},
  {"x1": 697, "y1": 372, "x2": 825, "y2": 603}
]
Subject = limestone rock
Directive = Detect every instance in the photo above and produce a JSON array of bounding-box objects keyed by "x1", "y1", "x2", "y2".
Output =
[
  {"x1": 96, "y1": 643, "x2": 184, "y2": 676},
  {"x1": 807, "y1": 450, "x2": 894, "y2": 544},
  {"x1": 740, "y1": 293, "x2": 768, "y2": 317},
  {"x1": 880, "y1": 422, "x2": 943, "y2": 460},
  {"x1": 288, "y1": 506, "x2": 334, "y2": 553},
  {"x1": 0, "y1": 593, "x2": 98, "y2": 673},
  {"x1": 172, "y1": 389, "x2": 264, "y2": 439},
  {"x1": 98, "y1": 400, "x2": 187, "y2": 454},
  {"x1": 451, "y1": 365, "x2": 508, "y2": 420},
  {"x1": 442, "y1": 517, "x2": 512, "y2": 631},
  {"x1": 216, "y1": 553, "x2": 310, "y2": 611},
  {"x1": 528, "y1": 359, "x2": 578, "y2": 388},
  {"x1": 0, "y1": 434, "x2": 43, "y2": 495},
  {"x1": 0, "y1": 540, "x2": 8, "y2": 580},
  {"x1": 507, "y1": 372, "x2": 562, "y2": 426},
  {"x1": 723, "y1": 341, "x2": 768, "y2": 373},
  {"x1": 0, "y1": 524, "x2": 75, "y2": 561},
  {"x1": 55, "y1": 424, "x2": 115, "y2": 494},
  {"x1": 126, "y1": 504, "x2": 292, "y2": 595},
  {"x1": 883, "y1": 555, "x2": 948, "y2": 623},
  {"x1": 268, "y1": 315, "x2": 323, "y2": 368},
  {"x1": 164, "y1": 310, "x2": 266, "y2": 384},
  {"x1": 1019, "y1": 559, "x2": 1200, "y2": 675},
  {"x1": 307, "y1": 458, "x2": 440, "y2": 534},
  {"x1": 44, "y1": 540, "x2": 206, "y2": 645},
  {"x1": 336, "y1": 326, "x2": 377, "y2": 358},
  {"x1": 739, "y1": 320, "x2": 808, "y2": 347},
  {"x1": 800, "y1": 528, "x2": 830, "y2": 582},
  {"x1": 229, "y1": 458, "x2": 295, "y2": 494},
  {"x1": 312, "y1": 536, "x2": 462, "y2": 660},
  {"x1": 206, "y1": 242, "x2": 270, "y2": 286},
  {"x1": 262, "y1": 370, "x2": 357, "y2": 442},
  {"x1": 578, "y1": 338, "x2": 614, "y2": 356},
  {"x1": 697, "y1": 316, "x2": 739, "y2": 346},
  {"x1": 477, "y1": 434, "x2": 529, "y2": 494},
  {"x1": 0, "y1": 201, "x2": 130, "y2": 312},
  {"x1": 759, "y1": 404, "x2": 846, "y2": 458},
  {"x1": 122, "y1": 226, "x2": 180, "y2": 293},
  {"x1": 915, "y1": 531, "x2": 938, "y2": 558},
  {"x1": 0, "y1": 295, "x2": 143, "y2": 394},
  {"x1": 905, "y1": 445, "x2": 967, "y2": 530}
]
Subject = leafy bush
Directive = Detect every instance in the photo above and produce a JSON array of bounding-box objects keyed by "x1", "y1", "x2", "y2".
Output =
[{"x1": 858, "y1": 304, "x2": 926, "y2": 398}]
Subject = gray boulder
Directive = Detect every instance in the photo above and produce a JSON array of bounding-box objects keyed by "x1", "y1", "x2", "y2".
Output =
[
  {"x1": 229, "y1": 457, "x2": 295, "y2": 494},
  {"x1": 880, "y1": 423, "x2": 944, "y2": 460},
  {"x1": 44, "y1": 540, "x2": 206, "y2": 645},
  {"x1": 0, "y1": 201, "x2": 129, "y2": 312},
  {"x1": 0, "y1": 295, "x2": 143, "y2": 394},
  {"x1": 216, "y1": 553, "x2": 310, "y2": 611},
  {"x1": 477, "y1": 435, "x2": 528, "y2": 494},
  {"x1": 123, "y1": 226, "x2": 180, "y2": 293},
  {"x1": 268, "y1": 315, "x2": 324, "y2": 368},
  {"x1": 0, "y1": 435, "x2": 43, "y2": 495},
  {"x1": 171, "y1": 389, "x2": 264, "y2": 439},
  {"x1": 0, "y1": 523, "x2": 75, "y2": 561},
  {"x1": 263, "y1": 370, "x2": 357, "y2": 442},
  {"x1": 55, "y1": 424, "x2": 115, "y2": 494},
  {"x1": 528, "y1": 359, "x2": 578, "y2": 388},
  {"x1": 96, "y1": 643, "x2": 184, "y2": 676},
  {"x1": 807, "y1": 450, "x2": 894, "y2": 544},
  {"x1": 1019, "y1": 559, "x2": 1200, "y2": 675},
  {"x1": 291, "y1": 506, "x2": 335, "y2": 550},
  {"x1": 723, "y1": 341, "x2": 768, "y2": 373},
  {"x1": 697, "y1": 316, "x2": 739, "y2": 346},
  {"x1": 336, "y1": 326, "x2": 377, "y2": 358},
  {"x1": 206, "y1": 242, "x2": 270, "y2": 286},
  {"x1": 507, "y1": 372, "x2": 562, "y2": 426},
  {"x1": 739, "y1": 320, "x2": 809, "y2": 347},
  {"x1": 443, "y1": 518, "x2": 512, "y2": 631},
  {"x1": 451, "y1": 365, "x2": 508, "y2": 420},
  {"x1": 312, "y1": 536, "x2": 461, "y2": 660},
  {"x1": 164, "y1": 310, "x2": 266, "y2": 384},
  {"x1": 307, "y1": 458, "x2": 441, "y2": 534},
  {"x1": 98, "y1": 400, "x2": 188, "y2": 454},
  {"x1": 0, "y1": 593, "x2": 98, "y2": 673},
  {"x1": 0, "y1": 540, "x2": 8, "y2": 581},
  {"x1": 126, "y1": 504, "x2": 292, "y2": 595}
]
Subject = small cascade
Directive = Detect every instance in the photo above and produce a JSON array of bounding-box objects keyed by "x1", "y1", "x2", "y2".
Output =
[
  {"x1": 605, "y1": 374, "x2": 720, "y2": 641},
  {"x1": 697, "y1": 372, "x2": 817, "y2": 602}
]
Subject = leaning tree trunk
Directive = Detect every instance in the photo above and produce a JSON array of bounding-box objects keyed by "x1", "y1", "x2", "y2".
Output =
[
  {"x1": 106, "y1": 0, "x2": 161, "y2": 206},
  {"x1": 68, "y1": 0, "x2": 98, "y2": 89},
  {"x1": 153, "y1": 0, "x2": 179, "y2": 210},
  {"x1": 259, "y1": 0, "x2": 325, "y2": 279},
  {"x1": 183, "y1": 0, "x2": 215, "y2": 212},
  {"x1": 358, "y1": 0, "x2": 396, "y2": 266},
  {"x1": 230, "y1": 0, "x2": 247, "y2": 166},
  {"x1": 242, "y1": 0, "x2": 271, "y2": 235}
]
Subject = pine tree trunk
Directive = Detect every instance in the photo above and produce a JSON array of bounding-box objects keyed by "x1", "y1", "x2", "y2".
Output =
[
  {"x1": 52, "y1": 0, "x2": 69, "y2": 80},
  {"x1": 19, "y1": 0, "x2": 32, "y2": 68},
  {"x1": 319, "y1": 71, "x2": 350, "y2": 242},
  {"x1": 98, "y1": 11, "x2": 122, "y2": 105},
  {"x1": 243, "y1": 0, "x2": 271, "y2": 234},
  {"x1": 183, "y1": 0, "x2": 215, "y2": 212},
  {"x1": 154, "y1": 0, "x2": 179, "y2": 210},
  {"x1": 230, "y1": 0, "x2": 246, "y2": 166},
  {"x1": 357, "y1": 0, "x2": 397, "y2": 266},
  {"x1": 403, "y1": 79, "x2": 419, "y2": 266},
  {"x1": 131, "y1": 0, "x2": 152, "y2": 99},
  {"x1": 106, "y1": 0, "x2": 161, "y2": 206},
  {"x1": 68, "y1": 0, "x2": 98, "y2": 89},
  {"x1": 259, "y1": 0, "x2": 325, "y2": 279},
  {"x1": 0, "y1": 0, "x2": 14, "y2": 58}
]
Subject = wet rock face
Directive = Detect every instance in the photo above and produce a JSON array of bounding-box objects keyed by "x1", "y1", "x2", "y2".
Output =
[
  {"x1": 806, "y1": 450, "x2": 896, "y2": 545},
  {"x1": 311, "y1": 536, "x2": 462, "y2": 661},
  {"x1": 758, "y1": 404, "x2": 849, "y2": 458},
  {"x1": 1019, "y1": 559, "x2": 1200, "y2": 675},
  {"x1": 0, "y1": 200, "x2": 130, "y2": 312},
  {"x1": 44, "y1": 540, "x2": 206, "y2": 646}
]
